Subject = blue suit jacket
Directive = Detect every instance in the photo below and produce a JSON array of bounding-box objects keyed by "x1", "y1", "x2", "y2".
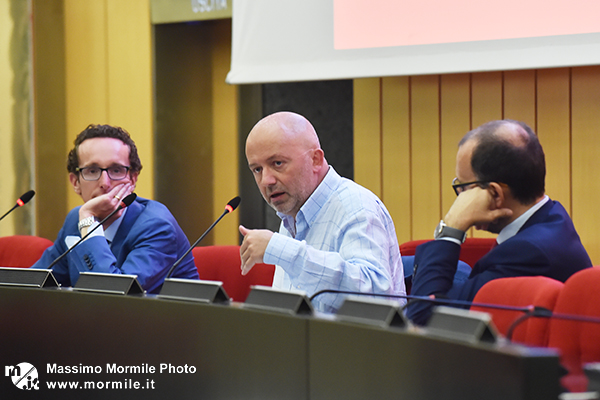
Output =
[
  {"x1": 406, "y1": 200, "x2": 592, "y2": 325},
  {"x1": 32, "y1": 197, "x2": 198, "y2": 293}
]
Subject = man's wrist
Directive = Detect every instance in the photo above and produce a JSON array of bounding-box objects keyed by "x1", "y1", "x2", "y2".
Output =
[
  {"x1": 434, "y1": 220, "x2": 467, "y2": 243},
  {"x1": 78, "y1": 216, "x2": 97, "y2": 234}
]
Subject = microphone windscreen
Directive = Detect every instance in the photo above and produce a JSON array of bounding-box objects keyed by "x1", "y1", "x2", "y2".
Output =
[
  {"x1": 121, "y1": 193, "x2": 137, "y2": 207},
  {"x1": 18, "y1": 190, "x2": 35, "y2": 206},
  {"x1": 226, "y1": 196, "x2": 241, "y2": 212}
]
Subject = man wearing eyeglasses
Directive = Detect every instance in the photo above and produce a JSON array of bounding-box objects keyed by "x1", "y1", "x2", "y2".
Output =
[
  {"x1": 31, "y1": 124, "x2": 198, "y2": 292},
  {"x1": 406, "y1": 120, "x2": 592, "y2": 325}
]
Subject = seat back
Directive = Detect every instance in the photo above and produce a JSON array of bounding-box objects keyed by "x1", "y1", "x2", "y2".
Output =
[
  {"x1": 471, "y1": 276, "x2": 564, "y2": 347},
  {"x1": 400, "y1": 238, "x2": 492, "y2": 294},
  {"x1": 192, "y1": 245, "x2": 275, "y2": 302},
  {"x1": 547, "y1": 267, "x2": 600, "y2": 393},
  {"x1": 402, "y1": 255, "x2": 471, "y2": 295},
  {"x1": 0, "y1": 235, "x2": 53, "y2": 268},
  {"x1": 399, "y1": 237, "x2": 495, "y2": 268}
]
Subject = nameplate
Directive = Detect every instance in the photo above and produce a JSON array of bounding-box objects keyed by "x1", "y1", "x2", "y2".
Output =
[
  {"x1": 73, "y1": 272, "x2": 144, "y2": 296},
  {"x1": 0, "y1": 267, "x2": 59, "y2": 289},
  {"x1": 336, "y1": 296, "x2": 409, "y2": 329},
  {"x1": 244, "y1": 285, "x2": 313, "y2": 316},
  {"x1": 426, "y1": 306, "x2": 498, "y2": 344},
  {"x1": 159, "y1": 278, "x2": 230, "y2": 304}
]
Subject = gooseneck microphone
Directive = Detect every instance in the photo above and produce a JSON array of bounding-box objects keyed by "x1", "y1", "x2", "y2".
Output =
[
  {"x1": 310, "y1": 289, "x2": 435, "y2": 304},
  {"x1": 311, "y1": 288, "x2": 600, "y2": 342},
  {"x1": 310, "y1": 289, "x2": 552, "y2": 321},
  {"x1": 506, "y1": 307, "x2": 600, "y2": 341},
  {"x1": 0, "y1": 190, "x2": 35, "y2": 222},
  {"x1": 166, "y1": 196, "x2": 241, "y2": 279},
  {"x1": 47, "y1": 193, "x2": 137, "y2": 270}
]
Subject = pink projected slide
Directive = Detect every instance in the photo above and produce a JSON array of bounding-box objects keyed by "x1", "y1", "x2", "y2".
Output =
[{"x1": 334, "y1": 0, "x2": 600, "y2": 50}]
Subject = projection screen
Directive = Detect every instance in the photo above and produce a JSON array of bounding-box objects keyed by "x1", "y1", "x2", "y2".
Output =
[{"x1": 226, "y1": 0, "x2": 600, "y2": 84}]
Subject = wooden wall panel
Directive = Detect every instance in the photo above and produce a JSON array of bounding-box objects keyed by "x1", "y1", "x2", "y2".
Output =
[
  {"x1": 571, "y1": 66, "x2": 600, "y2": 264},
  {"x1": 355, "y1": 66, "x2": 600, "y2": 264},
  {"x1": 471, "y1": 71, "x2": 503, "y2": 127},
  {"x1": 211, "y1": 20, "x2": 239, "y2": 245},
  {"x1": 381, "y1": 77, "x2": 411, "y2": 243},
  {"x1": 537, "y1": 68, "x2": 571, "y2": 211},
  {"x1": 64, "y1": 0, "x2": 108, "y2": 210},
  {"x1": 354, "y1": 78, "x2": 382, "y2": 197},
  {"x1": 504, "y1": 70, "x2": 536, "y2": 127},
  {"x1": 410, "y1": 75, "x2": 441, "y2": 239},
  {"x1": 440, "y1": 74, "x2": 471, "y2": 219},
  {"x1": 32, "y1": 0, "x2": 68, "y2": 240},
  {"x1": 106, "y1": 0, "x2": 154, "y2": 198}
]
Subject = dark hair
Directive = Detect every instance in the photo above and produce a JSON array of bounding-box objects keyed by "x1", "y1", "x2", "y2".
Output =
[
  {"x1": 67, "y1": 124, "x2": 143, "y2": 175},
  {"x1": 460, "y1": 120, "x2": 545, "y2": 205}
]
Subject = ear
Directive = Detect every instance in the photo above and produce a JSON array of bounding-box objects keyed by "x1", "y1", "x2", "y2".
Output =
[
  {"x1": 487, "y1": 182, "x2": 506, "y2": 208},
  {"x1": 311, "y1": 149, "x2": 325, "y2": 170},
  {"x1": 69, "y1": 173, "x2": 82, "y2": 196}
]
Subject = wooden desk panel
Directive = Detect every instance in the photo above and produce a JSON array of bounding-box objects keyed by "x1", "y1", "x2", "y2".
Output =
[
  {"x1": 0, "y1": 287, "x2": 308, "y2": 400},
  {"x1": 309, "y1": 318, "x2": 560, "y2": 400},
  {"x1": 0, "y1": 287, "x2": 560, "y2": 399}
]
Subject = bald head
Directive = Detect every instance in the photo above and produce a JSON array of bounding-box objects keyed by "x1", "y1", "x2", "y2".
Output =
[
  {"x1": 460, "y1": 120, "x2": 530, "y2": 148},
  {"x1": 245, "y1": 112, "x2": 329, "y2": 217},
  {"x1": 246, "y1": 112, "x2": 321, "y2": 155}
]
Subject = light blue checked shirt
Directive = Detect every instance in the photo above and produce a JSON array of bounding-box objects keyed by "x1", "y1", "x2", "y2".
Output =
[{"x1": 264, "y1": 167, "x2": 406, "y2": 313}]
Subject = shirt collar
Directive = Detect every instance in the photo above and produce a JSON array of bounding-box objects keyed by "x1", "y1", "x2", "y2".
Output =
[
  {"x1": 496, "y1": 195, "x2": 549, "y2": 244},
  {"x1": 104, "y1": 207, "x2": 127, "y2": 243},
  {"x1": 278, "y1": 166, "x2": 339, "y2": 236}
]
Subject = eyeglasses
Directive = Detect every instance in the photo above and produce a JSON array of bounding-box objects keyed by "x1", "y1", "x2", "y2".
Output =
[
  {"x1": 452, "y1": 177, "x2": 489, "y2": 196},
  {"x1": 77, "y1": 165, "x2": 131, "y2": 181}
]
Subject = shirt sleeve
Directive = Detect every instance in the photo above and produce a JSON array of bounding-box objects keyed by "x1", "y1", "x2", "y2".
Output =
[{"x1": 264, "y1": 206, "x2": 403, "y2": 313}]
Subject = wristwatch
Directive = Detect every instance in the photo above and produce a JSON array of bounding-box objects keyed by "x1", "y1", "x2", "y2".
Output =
[
  {"x1": 434, "y1": 220, "x2": 467, "y2": 243},
  {"x1": 78, "y1": 216, "x2": 97, "y2": 233}
]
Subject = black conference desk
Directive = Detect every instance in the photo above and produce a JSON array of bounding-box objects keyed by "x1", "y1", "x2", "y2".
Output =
[{"x1": 0, "y1": 286, "x2": 560, "y2": 399}]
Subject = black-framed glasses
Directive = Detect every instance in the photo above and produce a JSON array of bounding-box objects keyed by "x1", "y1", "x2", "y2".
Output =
[
  {"x1": 452, "y1": 177, "x2": 489, "y2": 196},
  {"x1": 76, "y1": 165, "x2": 131, "y2": 181}
]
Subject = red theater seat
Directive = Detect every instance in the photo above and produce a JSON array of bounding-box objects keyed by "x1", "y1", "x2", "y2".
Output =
[
  {"x1": 399, "y1": 237, "x2": 495, "y2": 268},
  {"x1": 471, "y1": 276, "x2": 564, "y2": 347},
  {"x1": 400, "y1": 238, "x2": 495, "y2": 294},
  {"x1": 192, "y1": 245, "x2": 275, "y2": 302},
  {"x1": 0, "y1": 235, "x2": 53, "y2": 268},
  {"x1": 547, "y1": 267, "x2": 600, "y2": 393}
]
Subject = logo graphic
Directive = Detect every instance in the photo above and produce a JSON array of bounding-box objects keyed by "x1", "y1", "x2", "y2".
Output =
[{"x1": 5, "y1": 362, "x2": 39, "y2": 390}]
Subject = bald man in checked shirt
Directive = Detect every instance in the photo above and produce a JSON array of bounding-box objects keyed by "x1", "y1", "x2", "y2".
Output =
[{"x1": 239, "y1": 111, "x2": 405, "y2": 313}]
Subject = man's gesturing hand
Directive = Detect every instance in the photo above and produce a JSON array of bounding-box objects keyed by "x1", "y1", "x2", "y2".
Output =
[{"x1": 239, "y1": 225, "x2": 274, "y2": 276}]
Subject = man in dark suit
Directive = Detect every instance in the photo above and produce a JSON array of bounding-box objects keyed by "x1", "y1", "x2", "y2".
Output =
[
  {"x1": 406, "y1": 120, "x2": 592, "y2": 325},
  {"x1": 32, "y1": 124, "x2": 198, "y2": 293}
]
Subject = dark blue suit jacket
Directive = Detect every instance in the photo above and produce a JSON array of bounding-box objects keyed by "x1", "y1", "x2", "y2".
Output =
[
  {"x1": 406, "y1": 200, "x2": 592, "y2": 325},
  {"x1": 32, "y1": 197, "x2": 198, "y2": 293}
]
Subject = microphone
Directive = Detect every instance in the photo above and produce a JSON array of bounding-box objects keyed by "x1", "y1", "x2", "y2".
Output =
[
  {"x1": 310, "y1": 289, "x2": 434, "y2": 304},
  {"x1": 313, "y1": 289, "x2": 600, "y2": 343},
  {"x1": 0, "y1": 190, "x2": 35, "y2": 222},
  {"x1": 506, "y1": 308, "x2": 600, "y2": 341},
  {"x1": 310, "y1": 289, "x2": 551, "y2": 324},
  {"x1": 47, "y1": 193, "x2": 137, "y2": 270},
  {"x1": 165, "y1": 196, "x2": 241, "y2": 278},
  {"x1": 310, "y1": 289, "x2": 521, "y2": 311},
  {"x1": 398, "y1": 292, "x2": 600, "y2": 341}
]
